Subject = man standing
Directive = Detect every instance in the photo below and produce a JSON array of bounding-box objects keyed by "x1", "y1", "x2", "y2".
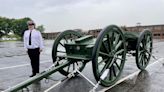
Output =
[{"x1": 23, "y1": 20, "x2": 44, "y2": 77}]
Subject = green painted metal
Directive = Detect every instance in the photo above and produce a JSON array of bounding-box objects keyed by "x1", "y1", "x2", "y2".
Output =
[
  {"x1": 75, "y1": 35, "x2": 94, "y2": 44},
  {"x1": 4, "y1": 25, "x2": 153, "y2": 91},
  {"x1": 124, "y1": 31, "x2": 139, "y2": 40},
  {"x1": 52, "y1": 30, "x2": 86, "y2": 76},
  {"x1": 4, "y1": 61, "x2": 70, "y2": 92},
  {"x1": 136, "y1": 30, "x2": 153, "y2": 70},
  {"x1": 92, "y1": 25, "x2": 126, "y2": 86},
  {"x1": 65, "y1": 35, "x2": 95, "y2": 59}
]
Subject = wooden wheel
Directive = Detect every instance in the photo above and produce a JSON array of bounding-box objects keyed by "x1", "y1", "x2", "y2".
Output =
[
  {"x1": 92, "y1": 25, "x2": 126, "y2": 86},
  {"x1": 52, "y1": 30, "x2": 86, "y2": 76},
  {"x1": 136, "y1": 30, "x2": 153, "y2": 70}
]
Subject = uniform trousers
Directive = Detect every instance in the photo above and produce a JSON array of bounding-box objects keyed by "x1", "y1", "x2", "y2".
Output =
[{"x1": 28, "y1": 48, "x2": 40, "y2": 74}]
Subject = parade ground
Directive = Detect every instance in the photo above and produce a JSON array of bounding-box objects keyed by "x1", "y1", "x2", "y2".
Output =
[{"x1": 0, "y1": 40, "x2": 164, "y2": 92}]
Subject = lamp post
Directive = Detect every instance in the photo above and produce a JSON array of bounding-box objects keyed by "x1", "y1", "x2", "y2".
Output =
[{"x1": 136, "y1": 22, "x2": 141, "y2": 32}]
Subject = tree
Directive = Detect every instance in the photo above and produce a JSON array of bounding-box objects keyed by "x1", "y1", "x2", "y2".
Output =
[
  {"x1": 36, "y1": 25, "x2": 45, "y2": 33},
  {"x1": 0, "y1": 16, "x2": 45, "y2": 38},
  {"x1": 11, "y1": 17, "x2": 31, "y2": 37},
  {"x1": 0, "y1": 17, "x2": 32, "y2": 38},
  {"x1": 0, "y1": 17, "x2": 12, "y2": 37},
  {"x1": 0, "y1": 31, "x2": 4, "y2": 38}
]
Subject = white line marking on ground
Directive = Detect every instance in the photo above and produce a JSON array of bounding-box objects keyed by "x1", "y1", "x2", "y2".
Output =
[
  {"x1": 44, "y1": 81, "x2": 62, "y2": 92},
  {"x1": 0, "y1": 60, "x2": 51, "y2": 70},
  {"x1": 99, "y1": 58, "x2": 164, "y2": 92}
]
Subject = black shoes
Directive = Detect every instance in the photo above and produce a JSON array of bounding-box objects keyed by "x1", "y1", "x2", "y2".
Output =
[
  {"x1": 29, "y1": 74, "x2": 36, "y2": 77},
  {"x1": 29, "y1": 73, "x2": 39, "y2": 77}
]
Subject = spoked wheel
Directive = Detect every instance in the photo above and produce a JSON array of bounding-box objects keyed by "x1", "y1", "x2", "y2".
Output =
[
  {"x1": 136, "y1": 30, "x2": 153, "y2": 70},
  {"x1": 52, "y1": 30, "x2": 86, "y2": 76},
  {"x1": 92, "y1": 25, "x2": 126, "y2": 86}
]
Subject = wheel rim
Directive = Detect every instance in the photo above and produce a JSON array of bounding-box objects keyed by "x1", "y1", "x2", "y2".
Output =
[
  {"x1": 136, "y1": 30, "x2": 152, "y2": 70},
  {"x1": 52, "y1": 30, "x2": 86, "y2": 76},
  {"x1": 92, "y1": 25, "x2": 126, "y2": 86}
]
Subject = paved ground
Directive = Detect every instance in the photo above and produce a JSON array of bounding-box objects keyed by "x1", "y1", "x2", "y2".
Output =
[{"x1": 0, "y1": 40, "x2": 164, "y2": 92}]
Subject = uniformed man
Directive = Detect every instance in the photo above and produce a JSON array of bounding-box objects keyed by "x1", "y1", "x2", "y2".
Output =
[{"x1": 23, "y1": 20, "x2": 44, "y2": 77}]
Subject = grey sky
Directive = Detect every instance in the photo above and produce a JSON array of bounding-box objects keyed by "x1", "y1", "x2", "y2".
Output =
[{"x1": 0, "y1": 0, "x2": 164, "y2": 32}]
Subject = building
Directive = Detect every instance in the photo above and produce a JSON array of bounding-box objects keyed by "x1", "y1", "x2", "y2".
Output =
[
  {"x1": 42, "y1": 24, "x2": 164, "y2": 40},
  {"x1": 127, "y1": 24, "x2": 164, "y2": 39},
  {"x1": 42, "y1": 32, "x2": 60, "y2": 39},
  {"x1": 42, "y1": 30, "x2": 85, "y2": 40},
  {"x1": 88, "y1": 29, "x2": 102, "y2": 37},
  {"x1": 88, "y1": 24, "x2": 164, "y2": 39}
]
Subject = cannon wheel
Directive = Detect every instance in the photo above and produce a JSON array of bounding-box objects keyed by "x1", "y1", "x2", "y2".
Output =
[
  {"x1": 52, "y1": 30, "x2": 86, "y2": 76},
  {"x1": 136, "y1": 30, "x2": 153, "y2": 70},
  {"x1": 92, "y1": 25, "x2": 126, "y2": 86}
]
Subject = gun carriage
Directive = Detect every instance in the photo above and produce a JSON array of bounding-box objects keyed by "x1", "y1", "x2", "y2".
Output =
[{"x1": 4, "y1": 25, "x2": 152, "y2": 92}]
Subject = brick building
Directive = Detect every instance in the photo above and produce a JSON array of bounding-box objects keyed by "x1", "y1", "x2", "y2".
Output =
[
  {"x1": 42, "y1": 29, "x2": 84, "y2": 39},
  {"x1": 88, "y1": 29, "x2": 102, "y2": 37},
  {"x1": 127, "y1": 24, "x2": 164, "y2": 39},
  {"x1": 42, "y1": 32, "x2": 60, "y2": 39},
  {"x1": 88, "y1": 24, "x2": 164, "y2": 39},
  {"x1": 42, "y1": 24, "x2": 164, "y2": 39}
]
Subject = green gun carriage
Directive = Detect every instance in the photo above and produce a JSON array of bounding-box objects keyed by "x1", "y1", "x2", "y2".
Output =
[
  {"x1": 52, "y1": 25, "x2": 153, "y2": 86},
  {"x1": 4, "y1": 25, "x2": 152, "y2": 92}
]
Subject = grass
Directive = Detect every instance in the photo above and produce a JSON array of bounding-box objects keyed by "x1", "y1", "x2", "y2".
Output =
[{"x1": 0, "y1": 39, "x2": 22, "y2": 42}]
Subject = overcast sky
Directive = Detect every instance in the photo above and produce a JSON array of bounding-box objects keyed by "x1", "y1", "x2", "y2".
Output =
[{"x1": 0, "y1": 0, "x2": 164, "y2": 32}]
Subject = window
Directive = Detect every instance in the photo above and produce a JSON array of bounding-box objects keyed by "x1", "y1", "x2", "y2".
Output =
[
  {"x1": 154, "y1": 26, "x2": 162, "y2": 30},
  {"x1": 154, "y1": 33, "x2": 160, "y2": 36}
]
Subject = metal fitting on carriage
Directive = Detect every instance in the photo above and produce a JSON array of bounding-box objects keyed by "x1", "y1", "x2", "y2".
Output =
[{"x1": 100, "y1": 69, "x2": 109, "y2": 80}]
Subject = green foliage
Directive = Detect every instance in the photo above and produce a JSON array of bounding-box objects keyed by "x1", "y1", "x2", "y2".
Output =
[
  {"x1": 0, "y1": 17, "x2": 31, "y2": 38},
  {"x1": 11, "y1": 17, "x2": 31, "y2": 37},
  {"x1": 0, "y1": 17, "x2": 45, "y2": 38},
  {"x1": 0, "y1": 17, "x2": 12, "y2": 37},
  {"x1": 36, "y1": 25, "x2": 45, "y2": 33}
]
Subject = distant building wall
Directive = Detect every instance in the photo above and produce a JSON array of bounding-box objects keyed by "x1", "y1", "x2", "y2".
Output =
[
  {"x1": 42, "y1": 24, "x2": 164, "y2": 39},
  {"x1": 42, "y1": 32, "x2": 60, "y2": 40},
  {"x1": 42, "y1": 30, "x2": 86, "y2": 40},
  {"x1": 126, "y1": 24, "x2": 164, "y2": 39},
  {"x1": 88, "y1": 29, "x2": 102, "y2": 38},
  {"x1": 87, "y1": 24, "x2": 164, "y2": 39}
]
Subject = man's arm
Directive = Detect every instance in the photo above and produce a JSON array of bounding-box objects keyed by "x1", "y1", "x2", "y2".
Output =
[{"x1": 38, "y1": 31, "x2": 44, "y2": 51}]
